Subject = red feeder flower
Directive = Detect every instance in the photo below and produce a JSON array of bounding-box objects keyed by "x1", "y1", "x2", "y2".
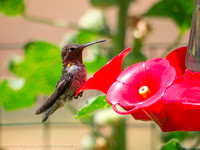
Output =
[
  {"x1": 76, "y1": 0, "x2": 200, "y2": 132},
  {"x1": 106, "y1": 57, "x2": 176, "y2": 124}
]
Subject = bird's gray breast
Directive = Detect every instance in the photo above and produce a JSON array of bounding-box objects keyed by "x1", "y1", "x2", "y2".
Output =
[{"x1": 64, "y1": 63, "x2": 86, "y2": 98}]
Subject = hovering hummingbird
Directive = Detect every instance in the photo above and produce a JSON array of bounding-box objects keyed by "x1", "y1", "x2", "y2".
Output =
[{"x1": 35, "y1": 40, "x2": 106, "y2": 122}]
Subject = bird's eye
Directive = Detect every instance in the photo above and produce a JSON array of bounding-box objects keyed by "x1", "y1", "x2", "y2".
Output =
[{"x1": 69, "y1": 47, "x2": 75, "y2": 51}]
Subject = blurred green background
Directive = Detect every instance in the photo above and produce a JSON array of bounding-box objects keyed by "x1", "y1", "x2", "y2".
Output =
[{"x1": 0, "y1": 0, "x2": 198, "y2": 150}]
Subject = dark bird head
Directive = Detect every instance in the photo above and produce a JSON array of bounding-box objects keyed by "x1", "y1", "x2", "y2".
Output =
[{"x1": 61, "y1": 40, "x2": 106, "y2": 67}]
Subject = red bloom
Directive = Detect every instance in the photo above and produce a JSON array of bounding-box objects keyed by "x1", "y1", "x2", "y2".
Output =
[{"x1": 77, "y1": 46, "x2": 200, "y2": 131}]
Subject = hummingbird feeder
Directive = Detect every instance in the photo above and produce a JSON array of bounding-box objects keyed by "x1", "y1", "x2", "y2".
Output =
[{"x1": 76, "y1": 0, "x2": 200, "y2": 132}]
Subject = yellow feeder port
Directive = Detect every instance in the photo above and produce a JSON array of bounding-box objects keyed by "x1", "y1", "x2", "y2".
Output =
[{"x1": 139, "y1": 86, "x2": 151, "y2": 99}]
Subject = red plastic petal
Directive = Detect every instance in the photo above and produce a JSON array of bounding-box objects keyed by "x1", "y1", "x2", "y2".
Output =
[
  {"x1": 166, "y1": 46, "x2": 187, "y2": 76},
  {"x1": 75, "y1": 48, "x2": 131, "y2": 95}
]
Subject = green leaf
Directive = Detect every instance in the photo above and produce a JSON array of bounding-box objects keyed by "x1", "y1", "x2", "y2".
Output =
[
  {"x1": 162, "y1": 131, "x2": 195, "y2": 143},
  {"x1": 0, "y1": 80, "x2": 36, "y2": 110},
  {"x1": 10, "y1": 41, "x2": 62, "y2": 94},
  {"x1": 0, "y1": 0, "x2": 25, "y2": 16},
  {"x1": 0, "y1": 41, "x2": 62, "y2": 110},
  {"x1": 75, "y1": 95, "x2": 111, "y2": 119},
  {"x1": 144, "y1": 0, "x2": 194, "y2": 33},
  {"x1": 160, "y1": 139, "x2": 186, "y2": 150}
]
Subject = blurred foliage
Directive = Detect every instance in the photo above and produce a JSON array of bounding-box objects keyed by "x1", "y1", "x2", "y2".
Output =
[
  {"x1": 0, "y1": 0, "x2": 199, "y2": 149},
  {"x1": 123, "y1": 38, "x2": 147, "y2": 67},
  {"x1": 90, "y1": 0, "x2": 118, "y2": 8},
  {"x1": 160, "y1": 139, "x2": 186, "y2": 150},
  {"x1": 78, "y1": 10, "x2": 111, "y2": 36},
  {"x1": 0, "y1": 0, "x2": 25, "y2": 16},
  {"x1": 162, "y1": 131, "x2": 195, "y2": 143},
  {"x1": 145, "y1": 0, "x2": 194, "y2": 33},
  {"x1": 0, "y1": 41, "x2": 61, "y2": 110},
  {"x1": 161, "y1": 131, "x2": 200, "y2": 149},
  {"x1": 0, "y1": 79, "x2": 35, "y2": 110}
]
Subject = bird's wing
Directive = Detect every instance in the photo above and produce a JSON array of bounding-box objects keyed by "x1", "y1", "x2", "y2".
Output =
[{"x1": 35, "y1": 73, "x2": 73, "y2": 115}]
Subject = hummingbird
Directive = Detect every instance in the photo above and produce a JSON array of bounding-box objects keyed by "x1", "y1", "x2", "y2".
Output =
[{"x1": 35, "y1": 40, "x2": 106, "y2": 122}]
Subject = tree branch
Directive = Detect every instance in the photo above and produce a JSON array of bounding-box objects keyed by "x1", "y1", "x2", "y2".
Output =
[{"x1": 22, "y1": 14, "x2": 112, "y2": 37}]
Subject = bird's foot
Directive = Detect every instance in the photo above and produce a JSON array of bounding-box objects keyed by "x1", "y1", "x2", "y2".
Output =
[{"x1": 75, "y1": 92, "x2": 83, "y2": 99}]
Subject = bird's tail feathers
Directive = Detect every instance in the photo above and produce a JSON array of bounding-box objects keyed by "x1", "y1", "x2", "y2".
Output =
[
  {"x1": 41, "y1": 104, "x2": 55, "y2": 122},
  {"x1": 35, "y1": 91, "x2": 58, "y2": 115}
]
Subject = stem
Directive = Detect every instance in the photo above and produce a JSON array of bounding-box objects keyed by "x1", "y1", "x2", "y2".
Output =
[
  {"x1": 22, "y1": 14, "x2": 78, "y2": 29},
  {"x1": 111, "y1": 0, "x2": 130, "y2": 58},
  {"x1": 134, "y1": 38, "x2": 143, "y2": 54},
  {"x1": 123, "y1": 38, "x2": 147, "y2": 67},
  {"x1": 112, "y1": 118, "x2": 126, "y2": 150},
  {"x1": 22, "y1": 14, "x2": 112, "y2": 37}
]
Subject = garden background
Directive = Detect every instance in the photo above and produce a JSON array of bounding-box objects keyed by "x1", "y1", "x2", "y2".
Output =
[{"x1": 0, "y1": 0, "x2": 196, "y2": 149}]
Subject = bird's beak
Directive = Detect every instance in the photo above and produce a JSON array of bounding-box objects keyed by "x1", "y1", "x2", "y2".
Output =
[{"x1": 81, "y1": 39, "x2": 107, "y2": 49}]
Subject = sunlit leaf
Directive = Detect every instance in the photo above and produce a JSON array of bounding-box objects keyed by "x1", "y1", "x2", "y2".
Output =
[
  {"x1": 0, "y1": 41, "x2": 62, "y2": 110},
  {"x1": 0, "y1": 0, "x2": 25, "y2": 16},
  {"x1": 75, "y1": 95, "x2": 111, "y2": 119},
  {"x1": 0, "y1": 80, "x2": 36, "y2": 110},
  {"x1": 9, "y1": 41, "x2": 62, "y2": 94}
]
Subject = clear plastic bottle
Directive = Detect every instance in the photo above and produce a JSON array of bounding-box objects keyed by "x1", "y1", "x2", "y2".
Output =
[{"x1": 186, "y1": 0, "x2": 200, "y2": 72}]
